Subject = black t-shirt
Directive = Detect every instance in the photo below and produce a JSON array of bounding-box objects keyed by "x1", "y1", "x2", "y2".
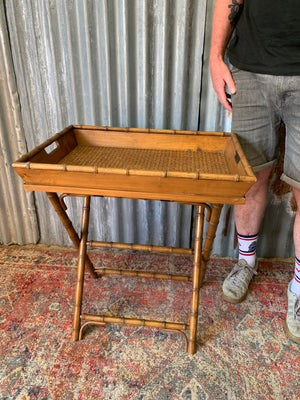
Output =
[{"x1": 228, "y1": 0, "x2": 300, "y2": 75}]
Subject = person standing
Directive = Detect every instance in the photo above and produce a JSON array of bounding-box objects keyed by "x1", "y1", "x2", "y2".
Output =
[{"x1": 209, "y1": 0, "x2": 300, "y2": 343}]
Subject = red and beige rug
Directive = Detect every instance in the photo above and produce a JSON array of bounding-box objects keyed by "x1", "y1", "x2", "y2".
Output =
[{"x1": 0, "y1": 245, "x2": 299, "y2": 399}]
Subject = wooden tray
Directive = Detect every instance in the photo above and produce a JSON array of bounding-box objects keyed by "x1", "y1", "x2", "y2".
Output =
[{"x1": 12, "y1": 125, "x2": 256, "y2": 204}]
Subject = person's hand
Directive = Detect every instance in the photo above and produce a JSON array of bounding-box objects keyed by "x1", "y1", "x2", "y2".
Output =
[{"x1": 209, "y1": 57, "x2": 236, "y2": 112}]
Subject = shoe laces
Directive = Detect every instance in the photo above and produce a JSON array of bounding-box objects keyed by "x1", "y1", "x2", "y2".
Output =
[
  {"x1": 293, "y1": 296, "x2": 300, "y2": 322},
  {"x1": 228, "y1": 260, "x2": 257, "y2": 287}
]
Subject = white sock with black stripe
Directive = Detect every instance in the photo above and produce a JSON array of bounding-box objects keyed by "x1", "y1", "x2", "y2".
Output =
[
  {"x1": 290, "y1": 256, "x2": 300, "y2": 296},
  {"x1": 237, "y1": 232, "x2": 258, "y2": 268}
]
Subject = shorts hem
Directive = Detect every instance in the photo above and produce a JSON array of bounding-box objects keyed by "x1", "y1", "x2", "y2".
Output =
[
  {"x1": 281, "y1": 173, "x2": 300, "y2": 190},
  {"x1": 252, "y1": 160, "x2": 276, "y2": 173}
]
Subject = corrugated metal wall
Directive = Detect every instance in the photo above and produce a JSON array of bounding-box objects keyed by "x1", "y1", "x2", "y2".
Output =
[
  {"x1": 2, "y1": 0, "x2": 206, "y2": 249},
  {"x1": 0, "y1": 0, "x2": 39, "y2": 244},
  {"x1": 0, "y1": 0, "x2": 296, "y2": 257}
]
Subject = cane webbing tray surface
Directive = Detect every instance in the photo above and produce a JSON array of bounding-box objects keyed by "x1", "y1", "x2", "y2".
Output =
[
  {"x1": 12, "y1": 125, "x2": 256, "y2": 204},
  {"x1": 58, "y1": 145, "x2": 230, "y2": 175}
]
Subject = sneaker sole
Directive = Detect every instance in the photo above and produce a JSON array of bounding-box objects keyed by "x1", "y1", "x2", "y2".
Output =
[
  {"x1": 284, "y1": 321, "x2": 300, "y2": 344},
  {"x1": 222, "y1": 290, "x2": 248, "y2": 304}
]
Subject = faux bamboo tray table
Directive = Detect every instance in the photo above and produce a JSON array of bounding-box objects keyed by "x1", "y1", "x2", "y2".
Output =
[{"x1": 13, "y1": 125, "x2": 256, "y2": 354}]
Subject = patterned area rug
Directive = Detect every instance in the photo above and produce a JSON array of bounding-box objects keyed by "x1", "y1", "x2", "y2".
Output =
[{"x1": 0, "y1": 245, "x2": 299, "y2": 400}]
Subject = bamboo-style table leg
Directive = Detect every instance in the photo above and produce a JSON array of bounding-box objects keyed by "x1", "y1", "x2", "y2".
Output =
[
  {"x1": 188, "y1": 204, "x2": 205, "y2": 355},
  {"x1": 46, "y1": 192, "x2": 97, "y2": 279},
  {"x1": 199, "y1": 204, "x2": 223, "y2": 287},
  {"x1": 72, "y1": 196, "x2": 91, "y2": 341},
  {"x1": 188, "y1": 203, "x2": 223, "y2": 355}
]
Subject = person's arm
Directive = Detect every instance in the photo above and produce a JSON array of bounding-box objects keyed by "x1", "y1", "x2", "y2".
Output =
[{"x1": 209, "y1": 0, "x2": 244, "y2": 112}]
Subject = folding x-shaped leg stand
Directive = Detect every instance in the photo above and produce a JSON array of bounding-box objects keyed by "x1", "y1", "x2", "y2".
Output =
[{"x1": 47, "y1": 192, "x2": 222, "y2": 355}]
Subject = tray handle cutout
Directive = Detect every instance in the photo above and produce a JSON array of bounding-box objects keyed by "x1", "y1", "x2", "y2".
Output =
[
  {"x1": 45, "y1": 141, "x2": 59, "y2": 155},
  {"x1": 234, "y1": 150, "x2": 240, "y2": 164}
]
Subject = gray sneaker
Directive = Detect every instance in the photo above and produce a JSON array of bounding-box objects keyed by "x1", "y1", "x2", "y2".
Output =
[
  {"x1": 284, "y1": 281, "x2": 300, "y2": 344},
  {"x1": 222, "y1": 259, "x2": 258, "y2": 303}
]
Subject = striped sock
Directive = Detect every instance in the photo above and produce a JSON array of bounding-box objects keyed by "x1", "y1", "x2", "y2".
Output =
[
  {"x1": 290, "y1": 257, "x2": 300, "y2": 296},
  {"x1": 237, "y1": 232, "x2": 258, "y2": 268}
]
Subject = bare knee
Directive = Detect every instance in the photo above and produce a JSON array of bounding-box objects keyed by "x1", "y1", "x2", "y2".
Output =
[
  {"x1": 245, "y1": 167, "x2": 272, "y2": 200},
  {"x1": 293, "y1": 187, "x2": 300, "y2": 210}
]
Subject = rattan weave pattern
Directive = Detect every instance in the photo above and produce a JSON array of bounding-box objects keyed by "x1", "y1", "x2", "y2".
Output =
[{"x1": 59, "y1": 146, "x2": 229, "y2": 174}]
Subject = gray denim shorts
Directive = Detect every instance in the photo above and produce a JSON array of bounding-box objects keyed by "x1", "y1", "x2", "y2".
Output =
[{"x1": 231, "y1": 68, "x2": 300, "y2": 189}]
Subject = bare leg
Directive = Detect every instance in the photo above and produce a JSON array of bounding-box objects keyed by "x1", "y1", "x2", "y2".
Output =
[
  {"x1": 293, "y1": 188, "x2": 300, "y2": 259},
  {"x1": 234, "y1": 166, "x2": 273, "y2": 235},
  {"x1": 285, "y1": 187, "x2": 300, "y2": 343},
  {"x1": 222, "y1": 167, "x2": 272, "y2": 303}
]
